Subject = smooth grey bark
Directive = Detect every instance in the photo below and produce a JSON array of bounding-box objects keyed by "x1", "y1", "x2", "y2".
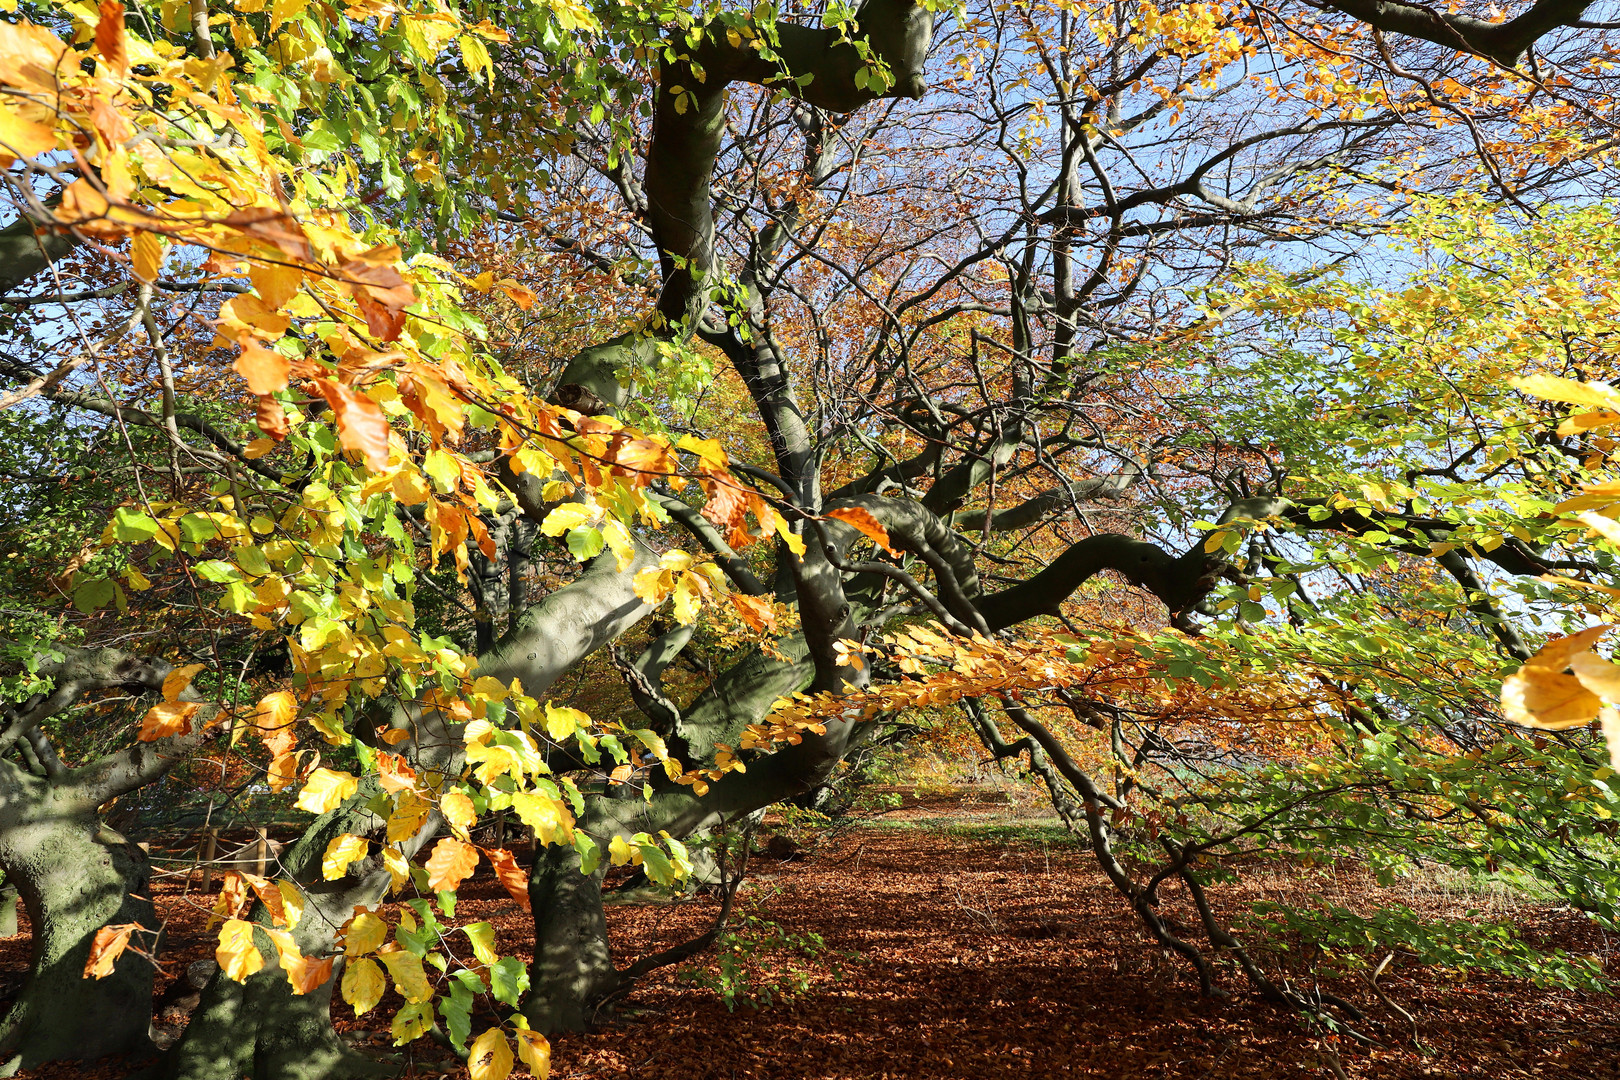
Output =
[
  {"x1": 0, "y1": 801, "x2": 155, "y2": 1076},
  {"x1": 1316, "y1": 0, "x2": 1594, "y2": 66},
  {"x1": 163, "y1": 545, "x2": 660, "y2": 1078},
  {"x1": 161, "y1": 782, "x2": 422, "y2": 1080},
  {"x1": 523, "y1": 848, "x2": 614, "y2": 1034},
  {"x1": 0, "y1": 647, "x2": 211, "y2": 1074},
  {"x1": 0, "y1": 196, "x2": 79, "y2": 297}
]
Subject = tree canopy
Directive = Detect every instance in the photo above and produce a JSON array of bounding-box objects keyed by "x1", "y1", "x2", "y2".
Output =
[{"x1": 1, "y1": 0, "x2": 1620, "y2": 1075}]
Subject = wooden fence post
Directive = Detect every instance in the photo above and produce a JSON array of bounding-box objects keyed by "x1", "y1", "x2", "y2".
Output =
[
  {"x1": 254, "y1": 826, "x2": 269, "y2": 877},
  {"x1": 199, "y1": 827, "x2": 218, "y2": 892}
]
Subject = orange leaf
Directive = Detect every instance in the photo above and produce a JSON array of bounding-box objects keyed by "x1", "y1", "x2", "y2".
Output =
[
  {"x1": 209, "y1": 872, "x2": 250, "y2": 930},
  {"x1": 0, "y1": 22, "x2": 75, "y2": 93},
  {"x1": 256, "y1": 395, "x2": 289, "y2": 441},
  {"x1": 138, "y1": 700, "x2": 200, "y2": 741},
  {"x1": 729, "y1": 593, "x2": 777, "y2": 633},
  {"x1": 826, "y1": 506, "x2": 897, "y2": 556},
  {"x1": 235, "y1": 342, "x2": 290, "y2": 395},
  {"x1": 315, "y1": 378, "x2": 391, "y2": 471},
  {"x1": 95, "y1": 0, "x2": 128, "y2": 76},
  {"x1": 222, "y1": 208, "x2": 313, "y2": 262},
  {"x1": 0, "y1": 106, "x2": 58, "y2": 164},
  {"x1": 495, "y1": 278, "x2": 535, "y2": 310},
  {"x1": 481, "y1": 847, "x2": 531, "y2": 911},
  {"x1": 249, "y1": 260, "x2": 304, "y2": 311},
  {"x1": 375, "y1": 751, "x2": 417, "y2": 794},
  {"x1": 84, "y1": 922, "x2": 141, "y2": 979},
  {"x1": 162, "y1": 662, "x2": 205, "y2": 702},
  {"x1": 252, "y1": 690, "x2": 298, "y2": 759},
  {"x1": 263, "y1": 926, "x2": 333, "y2": 995},
  {"x1": 353, "y1": 288, "x2": 406, "y2": 342},
  {"x1": 267, "y1": 751, "x2": 299, "y2": 793},
  {"x1": 131, "y1": 230, "x2": 165, "y2": 282},
  {"x1": 424, "y1": 837, "x2": 478, "y2": 893}
]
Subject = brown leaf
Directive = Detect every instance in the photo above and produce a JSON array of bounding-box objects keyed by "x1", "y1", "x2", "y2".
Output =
[
  {"x1": 256, "y1": 395, "x2": 289, "y2": 441},
  {"x1": 95, "y1": 0, "x2": 127, "y2": 76},
  {"x1": 84, "y1": 923, "x2": 139, "y2": 978},
  {"x1": 353, "y1": 288, "x2": 407, "y2": 342},
  {"x1": 314, "y1": 378, "x2": 391, "y2": 471},
  {"x1": 481, "y1": 847, "x2": 531, "y2": 910},
  {"x1": 223, "y1": 208, "x2": 313, "y2": 262}
]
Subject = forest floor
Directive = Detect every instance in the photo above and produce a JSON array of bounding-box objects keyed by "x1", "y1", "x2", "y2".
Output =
[{"x1": 6, "y1": 784, "x2": 1620, "y2": 1079}]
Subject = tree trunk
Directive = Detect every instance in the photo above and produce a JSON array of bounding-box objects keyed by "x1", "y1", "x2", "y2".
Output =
[
  {"x1": 0, "y1": 802, "x2": 157, "y2": 1076},
  {"x1": 522, "y1": 845, "x2": 615, "y2": 1035},
  {"x1": 162, "y1": 790, "x2": 403, "y2": 1080},
  {"x1": 161, "y1": 947, "x2": 388, "y2": 1080}
]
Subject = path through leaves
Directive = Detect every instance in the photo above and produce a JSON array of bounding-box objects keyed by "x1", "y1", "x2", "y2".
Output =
[{"x1": 4, "y1": 789, "x2": 1619, "y2": 1078}]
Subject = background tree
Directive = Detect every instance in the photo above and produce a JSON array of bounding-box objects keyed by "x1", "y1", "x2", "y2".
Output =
[{"x1": 1, "y1": 0, "x2": 1619, "y2": 1076}]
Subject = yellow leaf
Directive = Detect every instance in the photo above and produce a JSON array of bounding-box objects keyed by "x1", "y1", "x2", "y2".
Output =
[
  {"x1": 383, "y1": 846, "x2": 410, "y2": 894},
  {"x1": 543, "y1": 703, "x2": 589, "y2": 742},
  {"x1": 1501, "y1": 626, "x2": 1614, "y2": 730},
  {"x1": 390, "y1": 999, "x2": 434, "y2": 1045},
  {"x1": 217, "y1": 918, "x2": 265, "y2": 982},
  {"x1": 514, "y1": 1028, "x2": 551, "y2": 1078},
  {"x1": 511, "y1": 791, "x2": 572, "y2": 845},
  {"x1": 276, "y1": 880, "x2": 304, "y2": 930},
  {"x1": 540, "y1": 502, "x2": 594, "y2": 537},
  {"x1": 322, "y1": 833, "x2": 369, "y2": 880},
  {"x1": 343, "y1": 910, "x2": 387, "y2": 957},
  {"x1": 377, "y1": 947, "x2": 431, "y2": 1003},
  {"x1": 1513, "y1": 374, "x2": 1620, "y2": 412},
  {"x1": 468, "y1": 1027, "x2": 514, "y2": 1080},
  {"x1": 131, "y1": 231, "x2": 166, "y2": 282},
  {"x1": 341, "y1": 955, "x2": 386, "y2": 1016},
  {"x1": 441, "y1": 790, "x2": 478, "y2": 832},
  {"x1": 296, "y1": 768, "x2": 358, "y2": 814},
  {"x1": 1573, "y1": 651, "x2": 1620, "y2": 704},
  {"x1": 771, "y1": 512, "x2": 806, "y2": 557},
  {"x1": 1577, "y1": 511, "x2": 1620, "y2": 547},
  {"x1": 608, "y1": 834, "x2": 638, "y2": 867},
  {"x1": 387, "y1": 789, "x2": 431, "y2": 843}
]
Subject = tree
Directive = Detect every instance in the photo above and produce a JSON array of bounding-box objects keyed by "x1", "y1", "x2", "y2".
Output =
[{"x1": 2, "y1": 0, "x2": 1619, "y2": 1075}]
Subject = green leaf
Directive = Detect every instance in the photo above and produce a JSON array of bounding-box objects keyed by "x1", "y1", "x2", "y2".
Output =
[
  {"x1": 637, "y1": 842, "x2": 676, "y2": 887},
  {"x1": 439, "y1": 977, "x2": 474, "y2": 1051},
  {"x1": 195, "y1": 560, "x2": 242, "y2": 584},
  {"x1": 573, "y1": 831, "x2": 600, "y2": 876},
  {"x1": 462, "y1": 922, "x2": 498, "y2": 965},
  {"x1": 489, "y1": 957, "x2": 529, "y2": 1007},
  {"x1": 73, "y1": 577, "x2": 116, "y2": 614},
  {"x1": 178, "y1": 514, "x2": 220, "y2": 544},
  {"x1": 566, "y1": 526, "x2": 605, "y2": 561},
  {"x1": 112, "y1": 507, "x2": 160, "y2": 543}
]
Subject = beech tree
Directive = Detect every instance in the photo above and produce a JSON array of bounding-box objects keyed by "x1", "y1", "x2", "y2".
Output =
[{"x1": 1, "y1": 0, "x2": 1619, "y2": 1076}]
